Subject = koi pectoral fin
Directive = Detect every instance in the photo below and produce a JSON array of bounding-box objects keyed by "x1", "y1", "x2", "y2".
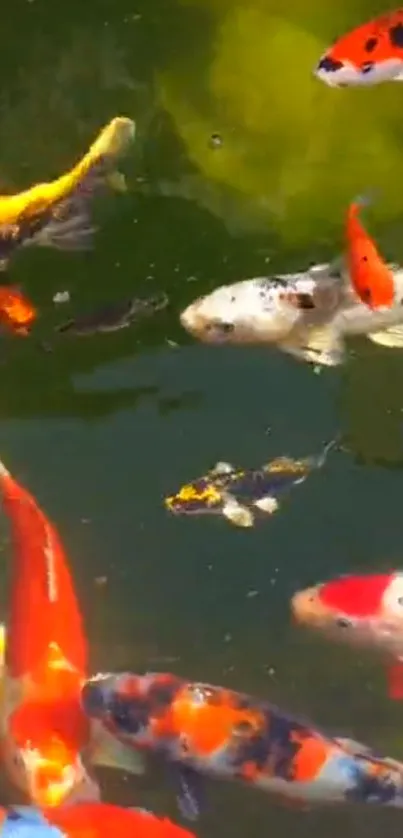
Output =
[
  {"x1": 88, "y1": 724, "x2": 147, "y2": 776},
  {"x1": 172, "y1": 765, "x2": 206, "y2": 821},
  {"x1": 387, "y1": 660, "x2": 403, "y2": 700},
  {"x1": 368, "y1": 325, "x2": 403, "y2": 349}
]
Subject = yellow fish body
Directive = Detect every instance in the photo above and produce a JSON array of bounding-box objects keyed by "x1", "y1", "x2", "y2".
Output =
[{"x1": 0, "y1": 116, "x2": 135, "y2": 267}]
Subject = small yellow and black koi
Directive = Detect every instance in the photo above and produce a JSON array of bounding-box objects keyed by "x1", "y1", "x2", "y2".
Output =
[{"x1": 165, "y1": 440, "x2": 336, "y2": 527}]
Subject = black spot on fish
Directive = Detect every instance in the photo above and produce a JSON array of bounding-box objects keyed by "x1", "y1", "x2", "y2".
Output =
[
  {"x1": 317, "y1": 56, "x2": 344, "y2": 72},
  {"x1": 295, "y1": 293, "x2": 315, "y2": 310},
  {"x1": 364, "y1": 37, "x2": 377, "y2": 52},
  {"x1": 361, "y1": 256, "x2": 368, "y2": 262},
  {"x1": 361, "y1": 62, "x2": 374, "y2": 74},
  {"x1": 6, "y1": 811, "x2": 23, "y2": 821},
  {"x1": 389, "y1": 22, "x2": 403, "y2": 47},
  {"x1": 336, "y1": 618, "x2": 352, "y2": 629}
]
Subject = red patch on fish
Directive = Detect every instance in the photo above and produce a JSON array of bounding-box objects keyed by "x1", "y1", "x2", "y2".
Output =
[
  {"x1": 319, "y1": 574, "x2": 392, "y2": 618},
  {"x1": 320, "y1": 10, "x2": 403, "y2": 72},
  {"x1": 46, "y1": 802, "x2": 197, "y2": 838},
  {"x1": 346, "y1": 202, "x2": 395, "y2": 309}
]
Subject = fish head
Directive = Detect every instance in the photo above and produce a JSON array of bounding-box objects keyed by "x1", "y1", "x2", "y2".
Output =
[
  {"x1": 82, "y1": 672, "x2": 181, "y2": 740},
  {"x1": 165, "y1": 478, "x2": 224, "y2": 516},
  {"x1": 314, "y1": 52, "x2": 403, "y2": 87},
  {"x1": 291, "y1": 572, "x2": 403, "y2": 655},
  {"x1": 180, "y1": 277, "x2": 315, "y2": 345},
  {"x1": 314, "y1": 12, "x2": 403, "y2": 89}
]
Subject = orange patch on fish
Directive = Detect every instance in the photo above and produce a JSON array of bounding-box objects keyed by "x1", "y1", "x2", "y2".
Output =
[{"x1": 170, "y1": 687, "x2": 263, "y2": 756}]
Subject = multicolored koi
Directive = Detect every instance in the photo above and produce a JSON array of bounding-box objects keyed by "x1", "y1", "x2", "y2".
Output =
[
  {"x1": 81, "y1": 671, "x2": 403, "y2": 819},
  {"x1": 0, "y1": 117, "x2": 134, "y2": 270},
  {"x1": 315, "y1": 9, "x2": 403, "y2": 87},
  {"x1": 180, "y1": 260, "x2": 403, "y2": 366},
  {"x1": 292, "y1": 571, "x2": 403, "y2": 701},
  {"x1": 0, "y1": 804, "x2": 195, "y2": 838},
  {"x1": 164, "y1": 441, "x2": 336, "y2": 527}
]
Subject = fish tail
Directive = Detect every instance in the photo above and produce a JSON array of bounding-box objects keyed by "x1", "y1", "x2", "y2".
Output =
[
  {"x1": 23, "y1": 119, "x2": 135, "y2": 252},
  {"x1": 0, "y1": 117, "x2": 135, "y2": 238},
  {"x1": 308, "y1": 435, "x2": 340, "y2": 469},
  {"x1": 43, "y1": 116, "x2": 135, "y2": 202}
]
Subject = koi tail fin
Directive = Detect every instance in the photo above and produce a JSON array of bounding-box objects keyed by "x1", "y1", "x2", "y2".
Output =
[
  {"x1": 24, "y1": 153, "x2": 129, "y2": 253},
  {"x1": 18, "y1": 116, "x2": 135, "y2": 253}
]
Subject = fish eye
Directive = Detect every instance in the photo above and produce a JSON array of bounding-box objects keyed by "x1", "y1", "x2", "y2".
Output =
[{"x1": 335, "y1": 617, "x2": 352, "y2": 629}]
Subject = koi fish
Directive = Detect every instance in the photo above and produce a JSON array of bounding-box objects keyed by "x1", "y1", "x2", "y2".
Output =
[
  {"x1": 0, "y1": 804, "x2": 195, "y2": 838},
  {"x1": 55, "y1": 292, "x2": 168, "y2": 337},
  {"x1": 81, "y1": 670, "x2": 403, "y2": 819},
  {"x1": 0, "y1": 287, "x2": 36, "y2": 335},
  {"x1": 164, "y1": 440, "x2": 335, "y2": 527},
  {"x1": 0, "y1": 116, "x2": 135, "y2": 270},
  {"x1": 180, "y1": 259, "x2": 403, "y2": 366},
  {"x1": 0, "y1": 457, "x2": 97, "y2": 807},
  {"x1": 315, "y1": 9, "x2": 403, "y2": 87},
  {"x1": 0, "y1": 460, "x2": 153, "y2": 801},
  {"x1": 346, "y1": 200, "x2": 395, "y2": 309},
  {"x1": 291, "y1": 571, "x2": 403, "y2": 701}
]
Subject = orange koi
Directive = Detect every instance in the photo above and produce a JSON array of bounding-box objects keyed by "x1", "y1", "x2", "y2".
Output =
[
  {"x1": 346, "y1": 200, "x2": 395, "y2": 309},
  {"x1": 0, "y1": 286, "x2": 37, "y2": 335},
  {"x1": 0, "y1": 458, "x2": 97, "y2": 807}
]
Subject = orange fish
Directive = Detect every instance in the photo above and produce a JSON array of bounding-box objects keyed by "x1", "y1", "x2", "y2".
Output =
[
  {"x1": 0, "y1": 286, "x2": 36, "y2": 335},
  {"x1": 0, "y1": 803, "x2": 196, "y2": 838},
  {"x1": 0, "y1": 458, "x2": 98, "y2": 807},
  {"x1": 346, "y1": 200, "x2": 395, "y2": 309},
  {"x1": 315, "y1": 9, "x2": 403, "y2": 87}
]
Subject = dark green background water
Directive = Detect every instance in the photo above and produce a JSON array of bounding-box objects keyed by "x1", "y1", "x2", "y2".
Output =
[{"x1": 2, "y1": 0, "x2": 403, "y2": 834}]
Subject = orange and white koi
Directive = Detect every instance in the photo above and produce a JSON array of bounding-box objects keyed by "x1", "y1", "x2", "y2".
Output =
[
  {"x1": 292, "y1": 571, "x2": 403, "y2": 700},
  {"x1": 346, "y1": 200, "x2": 395, "y2": 309}
]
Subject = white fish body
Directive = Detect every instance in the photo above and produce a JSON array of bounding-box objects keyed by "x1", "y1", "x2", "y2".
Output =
[{"x1": 180, "y1": 260, "x2": 403, "y2": 367}]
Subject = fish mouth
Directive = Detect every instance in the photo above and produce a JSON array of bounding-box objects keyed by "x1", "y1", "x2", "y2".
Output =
[
  {"x1": 291, "y1": 586, "x2": 331, "y2": 626},
  {"x1": 165, "y1": 496, "x2": 206, "y2": 514},
  {"x1": 180, "y1": 306, "x2": 235, "y2": 342}
]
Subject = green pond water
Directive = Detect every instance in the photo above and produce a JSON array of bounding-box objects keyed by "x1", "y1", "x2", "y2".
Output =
[{"x1": 2, "y1": 0, "x2": 403, "y2": 834}]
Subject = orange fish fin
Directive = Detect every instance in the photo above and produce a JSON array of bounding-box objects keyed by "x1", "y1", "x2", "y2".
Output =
[{"x1": 387, "y1": 660, "x2": 403, "y2": 700}]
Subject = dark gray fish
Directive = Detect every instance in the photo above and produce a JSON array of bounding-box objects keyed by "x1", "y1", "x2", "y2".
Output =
[{"x1": 56, "y1": 292, "x2": 168, "y2": 336}]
